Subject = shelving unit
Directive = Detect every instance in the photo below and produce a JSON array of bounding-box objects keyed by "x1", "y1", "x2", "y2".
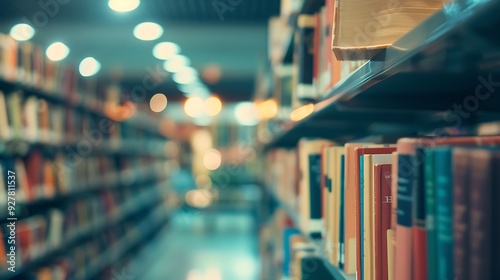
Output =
[
  {"x1": 263, "y1": 0, "x2": 500, "y2": 279},
  {"x1": 0, "y1": 183, "x2": 172, "y2": 279},
  {"x1": 0, "y1": 35, "x2": 175, "y2": 278},
  {"x1": 266, "y1": 0, "x2": 500, "y2": 150}
]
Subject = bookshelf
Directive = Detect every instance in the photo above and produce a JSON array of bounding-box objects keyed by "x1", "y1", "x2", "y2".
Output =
[
  {"x1": 261, "y1": 0, "x2": 500, "y2": 279},
  {"x1": 265, "y1": 0, "x2": 500, "y2": 150},
  {"x1": 0, "y1": 34, "x2": 175, "y2": 279}
]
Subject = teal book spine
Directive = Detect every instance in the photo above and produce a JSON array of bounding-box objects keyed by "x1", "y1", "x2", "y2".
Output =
[
  {"x1": 339, "y1": 154, "x2": 345, "y2": 270},
  {"x1": 424, "y1": 149, "x2": 437, "y2": 280},
  {"x1": 434, "y1": 147, "x2": 454, "y2": 280}
]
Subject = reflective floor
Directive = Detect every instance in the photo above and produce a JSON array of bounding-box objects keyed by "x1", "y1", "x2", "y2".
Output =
[{"x1": 129, "y1": 208, "x2": 260, "y2": 280}]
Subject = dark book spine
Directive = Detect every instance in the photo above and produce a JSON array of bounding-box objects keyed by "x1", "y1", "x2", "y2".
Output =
[
  {"x1": 469, "y1": 151, "x2": 492, "y2": 280},
  {"x1": 492, "y1": 153, "x2": 500, "y2": 280},
  {"x1": 296, "y1": 15, "x2": 316, "y2": 101},
  {"x1": 309, "y1": 154, "x2": 322, "y2": 238},
  {"x1": 424, "y1": 149, "x2": 437, "y2": 280},
  {"x1": 339, "y1": 154, "x2": 345, "y2": 270},
  {"x1": 397, "y1": 154, "x2": 414, "y2": 228},
  {"x1": 452, "y1": 149, "x2": 470, "y2": 280}
]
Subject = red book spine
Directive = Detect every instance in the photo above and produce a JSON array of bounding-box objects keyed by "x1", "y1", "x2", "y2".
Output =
[{"x1": 380, "y1": 164, "x2": 392, "y2": 280}]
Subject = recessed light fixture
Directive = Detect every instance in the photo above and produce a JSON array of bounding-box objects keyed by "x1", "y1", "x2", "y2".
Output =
[
  {"x1": 79, "y1": 57, "x2": 101, "y2": 77},
  {"x1": 108, "y1": 0, "x2": 140, "y2": 12},
  {"x1": 173, "y1": 67, "x2": 197, "y2": 85},
  {"x1": 235, "y1": 102, "x2": 259, "y2": 126},
  {"x1": 153, "y1": 42, "x2": 180, "y2": 60},
  {"x1": 163, "y1": 55, "x2": 190, "y2": 73},
  {"x1": 133, "y1": 22, "x2": 163, "y2": 41},
  {"x1": 9, "y1": 23, "x2": 35, "y2": 41},
  {"x1": 46, "y1": 42, "x2": 70, "y2": 61}
]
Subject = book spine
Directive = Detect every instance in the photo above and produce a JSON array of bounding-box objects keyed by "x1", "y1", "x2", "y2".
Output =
[
  {"x1": 389, "y1": 152, "x2": 398, "y2": 280},
  {"x1": 434, "y1": 148, "x2": 454, "y2": 280},
  {"x1": 296, "y1": 15, "x2": 316, "y2": 101},
  {"x1": 469, "y1": 151, "x2": 492, "y2": 280},
  {"x1": 309, "y1": 153, "x2": 323, "y2": 238},
  {"x1": 413, "y1": 148, "x2": 427, "y2": 280},
  {"x1": 492, "y1": 153, "x2": 500, "y2": 280},
  {"x1": 452, "y1": 149, "x2": 470, "y2": 280},
  {"x1": 380, "y1": 165, "x2": 392, "y2": 280},
  {"x1": 374, "y1": 164, "x2": 383, "y2": 280},
  {"x1": 394, "y1": 154, "x2": 414, "y2": 280},
  {"x1": 339, "y1": 154, "x2": 345, "y2": 270},
  {"x1": 424, "y1": 149, "x2": 437, "y2": 280}
]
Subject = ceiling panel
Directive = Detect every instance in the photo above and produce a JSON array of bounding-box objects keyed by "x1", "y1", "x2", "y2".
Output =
[{"x1": 0, "y1": 0, "x2": 281, "y2": 102}]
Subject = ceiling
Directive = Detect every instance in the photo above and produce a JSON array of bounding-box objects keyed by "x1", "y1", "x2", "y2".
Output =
[{"x1": 0, "y1": 0, "x2": 281, "y2": 102}]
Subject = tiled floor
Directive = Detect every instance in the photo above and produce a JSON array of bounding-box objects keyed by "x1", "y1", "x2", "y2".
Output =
[{"x1": 129, "y1": 208, "x2": 260, "y2": 280}]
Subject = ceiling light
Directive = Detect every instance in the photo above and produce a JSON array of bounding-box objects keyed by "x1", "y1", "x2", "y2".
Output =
[
  {"x1": 79, "y1": 57, "x2": 101, "y2": 77},
  {"x1": 163, "y1": 55, "x2": 190, "y2": 73},
  {"x1": 235, "y1": 102, "x2": 259, "y2": 126},
  {"x1": 153, "y1": 42, "x2": 180, "y2": 60},
  {"x1": 184, "y1": 96, "x2": 204, "y2": 118},
  {"x1": 10, "y1": 23, "x2": 35, "y2": 41},
  {"x1": 108, "y1": 0, "x2": 140, "y2": 12},
  {"x1": 173, "y1": 67, "x2": 197, "y2": 85},
  {"x1": 204, "y1": 96, "x2": 222, "y2": 117},
  {"x1": 203, "y1": 149, "x2": 222, "y2": 170},
  {"x1": 149, "y1": 93, "x2": 168, "y2": 113},
  {"x1": 46, "y1": 42, "x2": 70, "y2": 61},
  {"x1": 133, "y1": 22, "x2": 163, "y2": 41}
]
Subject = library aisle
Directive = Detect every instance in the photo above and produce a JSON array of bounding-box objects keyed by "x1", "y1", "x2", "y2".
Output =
[{"x1": 2, "y1": 0, "x2": 500, "y2": 279}]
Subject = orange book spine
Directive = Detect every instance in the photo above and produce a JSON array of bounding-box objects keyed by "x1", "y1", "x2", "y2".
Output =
[{"x1": 344, "y1": 144, "x2": 363, "y2": 275}]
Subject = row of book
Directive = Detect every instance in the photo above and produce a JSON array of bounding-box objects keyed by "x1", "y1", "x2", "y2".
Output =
[
  {"x1": 267, "y1": 135, "x2": 500, "y2": 280},
  {"x1": 0, "y1": 33, "x2": 110, "y2": 111},
  {"x1": 0, "y1": 154, "x2": 164, "y2": 204},
  {"x1": 0, "y1": 185, "x2": 164, "y2": 276},
  {"x1": 0, "y1": 90, "x2": 161, "y2": 146}
]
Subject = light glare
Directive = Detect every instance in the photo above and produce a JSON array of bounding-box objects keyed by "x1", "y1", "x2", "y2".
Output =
[
  {"x1": 79, "y1": 57, "x2": 101, "y2": 77},
  {"x1": 46, "y1": 42, "x2": 70, "y2": 62},
  {"x1": 153, "y1": 42, "x2": 180, "y2": 60},
  {"x1": 10, "y1": 23, "x2": 35, "y2": 41},
  {"x1": 133, "y1": 22, "x2": 163, "y2": 41},
  {"x1": 108, "y1": 0, "x2": 140, "y2": 12},
  {"x1": 164, "y1": 55, "x2": 190, "y2": 73},
  {"x1": 235, "y1": 102, "x2": 259, "y2": 126},
  {"x1": 184, "y1": 97, "x2": 204, "y2": 118}
]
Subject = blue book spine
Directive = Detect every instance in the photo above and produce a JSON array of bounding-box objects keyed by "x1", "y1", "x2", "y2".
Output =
[
  {"x1": 283, "y1": 227, "x2": 301, "y2": 277},
  {"x1": 309, "y1": 154, "x2": 322, "y2": 239},
  {"x1": 339, "y1": 154, "x2": 345, "y2": 270},
  {"x1": 434, "y1": 147, "x2": 454, "y2": 280}
]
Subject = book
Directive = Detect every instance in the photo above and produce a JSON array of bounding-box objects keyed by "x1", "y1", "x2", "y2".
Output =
[
  {"x1": 468, "y1": 149, "x2": 493, "y2": 280},
  {"x1": 362, "y1": 153, "x2": 393, "y2": 280},
  {"x1": 452, "y1": 149, "x2": 470, "y2": 280},
  {"x1": 373, "y1": 164, "x2": 392, "y2": 280},
  {"x1": 394, "y1": 138, "x2": 416, "y2": 280},
  {"x1": 0, "y1": 91, "x2": 10, "y2": 140},
  {"x1": 412, "y1": 147, "x2": 427, "y2": 280},
  {"x1": 331, "y1": 0, "x2": 447, "y2": 60},
  {"x1": 388, "y1": 151, "x2": 397, "y2": 280},
  {"x1": 298, "y1": 139, "x2": 333, "y2": 237},
  {"x1": 295, "y1": 15, "x2": 317, "y2": 102},
  {"x1": 424, "y1": 149, "x2": 437, "y2": 280},
  {"x1": 434, "y1": 147, "x2": 454, "y2": 280},
  {"x1": 355, "y1": 146, "x2": 395, "y2": 280},
  {"x1": 328, "y1": 146, "x2": 345, "y2": 267},
  {"x1": 344, "y1": 143, "x2": 368, "y2": 275}
]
